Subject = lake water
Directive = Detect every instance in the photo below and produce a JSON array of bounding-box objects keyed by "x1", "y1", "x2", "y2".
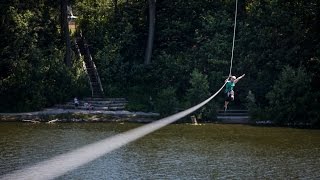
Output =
[{"x1": 0, "y1": 122, "x2": 320, "y2": 179}]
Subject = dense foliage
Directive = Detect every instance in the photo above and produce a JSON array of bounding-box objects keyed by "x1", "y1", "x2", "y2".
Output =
[
  {"x1": 0, "y1": 1, "x2": 88, "y2": 112},
  {"x1": 1, "y1": 0, "x2": 319, "y2": 127}
]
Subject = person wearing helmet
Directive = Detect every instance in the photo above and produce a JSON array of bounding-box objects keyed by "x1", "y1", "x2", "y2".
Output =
[{"x1": 224, "y1": 74, "x2": 245, "y2": 111}]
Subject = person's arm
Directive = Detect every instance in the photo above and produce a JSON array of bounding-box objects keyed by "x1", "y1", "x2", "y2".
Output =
[
  {"x1": 225, "y1": 76, "x2": 230, "y2": 83},
  {"x1": 234, "y1": 74, "x2": 245, "y2": 83}
]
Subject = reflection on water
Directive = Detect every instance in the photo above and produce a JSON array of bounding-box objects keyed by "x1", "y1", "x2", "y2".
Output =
[{"x1": 0, "y1": 123, "x2": 320, "y2": 179}]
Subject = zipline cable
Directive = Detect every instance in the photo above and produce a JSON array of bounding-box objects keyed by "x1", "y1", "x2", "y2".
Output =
[
  {"x1": 1, "y1": 0, "x2": 239, "y2": 179},
  {"x1": 229, "y1": 0, "x2": 238, "y2": 77}
]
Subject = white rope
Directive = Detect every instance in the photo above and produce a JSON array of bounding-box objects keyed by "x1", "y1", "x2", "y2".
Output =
[
  {"x1": 1, "y1": 1, "x2": 239, "y2": 179},
  {"x1": 229, "y1": 0, "x2": 238, "y2": 77},
  {"x1": 1, "y1": 82, "x2": 227, "y2": 180}
]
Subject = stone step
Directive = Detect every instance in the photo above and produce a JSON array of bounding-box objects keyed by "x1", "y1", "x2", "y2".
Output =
[
  {"x1": 217, "y1": 116, "x2": 250, "y2": 119},
  {"x1": 90, "y1": 103, "x2": 126, "y2": 107},
  {"x1": 217, "y1": 112, "x2": 248, "y2": 116},
  {"x1": 217, "y1": 109, "x2": 248, "y2": 114},
  {"x1": 83, "y1": 98, "x2": 126, "y2": 101},
  {"x1": 86, "y1": 100, "x2": 127, "y2": 104},
  {"x1": 55, "y1": 105, "x2": 125, "y2": 111},
  {"x1": 65, "y1": 102, "x2": 127, "y2": 107}
]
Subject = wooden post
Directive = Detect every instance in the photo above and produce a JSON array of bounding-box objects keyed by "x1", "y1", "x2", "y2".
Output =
[{"x1": 191, "y1": 115, "x2": 198, "y2": 125}]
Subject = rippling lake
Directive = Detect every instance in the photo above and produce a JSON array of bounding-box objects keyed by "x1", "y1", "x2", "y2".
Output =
[{"x1": 0, "y1": 122, "x2": 320, "y2": 179}]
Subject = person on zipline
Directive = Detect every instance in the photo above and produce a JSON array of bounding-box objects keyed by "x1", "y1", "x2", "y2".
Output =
[{"x1": 224, "y1": 74, "x2": 245, "y2": 111}]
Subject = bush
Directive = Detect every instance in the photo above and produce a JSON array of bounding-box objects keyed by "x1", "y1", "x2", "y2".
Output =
[
  {"x1": 155, "y1": 87, "x2": 179, "y2": 117},
  {"x1": 186, "y1": 69, "x2": 216, "y2": 121},
  {"x1": 186, "y1": 69, "x2": 210, "y2": 105},
  {"x1": 266, "y1": 66, "x2": 316, "y2": 126},
  {"x1": 245, "y1": 90, "x2": 269, "y2": 122}
]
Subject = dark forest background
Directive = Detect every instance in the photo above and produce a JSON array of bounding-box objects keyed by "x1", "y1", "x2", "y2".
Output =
[{"x1": 0, "y1": 0, "x2": 319, "y2": 127}]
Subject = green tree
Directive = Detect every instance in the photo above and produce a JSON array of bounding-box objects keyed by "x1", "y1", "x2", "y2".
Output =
[
  {"x1": 0, "y1": 1, "x2": 88, "y2": 112},
  {"x1": 266, "y1": 66, "x2": 315, "y2": 126},
  {"x1": 155, "y1": 87, "x2": 178, "y2": 116},
  {"x1": 187, "y1": 69, "x2": 210, "y2": 105},
  {"x1": 186, "y1": 69, "x2": 215, "y2": 121}
]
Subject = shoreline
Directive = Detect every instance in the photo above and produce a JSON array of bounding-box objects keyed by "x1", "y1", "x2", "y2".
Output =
[
  {"x1": 0, "y1": 108, "x2": 160, "y2": 123},
  {"x1": 1, "y1": 110, "x2": 316, "y2": 128}
]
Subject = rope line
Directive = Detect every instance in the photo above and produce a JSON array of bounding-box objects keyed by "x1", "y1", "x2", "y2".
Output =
[
  {"x1": 229, "y1": 0, "x2": 238, "y2": 77},
  {"x1": 1, "y1": 1, "x2": 239, "y2": 179}
]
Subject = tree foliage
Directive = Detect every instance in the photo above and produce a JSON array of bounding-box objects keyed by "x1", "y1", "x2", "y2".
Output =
[
  {"x1": 0, "y1": 1, "x2": 88, "y2": 112},
  {"x1": 155, "y1": 87, "x2": 178, "y2": 117},
  {"x1": 266, "y1": 66, "x2": 319, "y2": 126},
  {"x1": 1, "y1": 0, "x2": 319, "y2": 127}
]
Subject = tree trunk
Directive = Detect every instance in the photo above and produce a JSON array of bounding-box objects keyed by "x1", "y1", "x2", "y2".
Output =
[
  {"x1": 144, "y1": 0, "x2": 156, "y2": 65},
  {"x1": 113, "y1": 0, "x2": 118, "y2": 15},
  {"x1": 61, "y1": 0, "x2": 71, "y2": 67}
]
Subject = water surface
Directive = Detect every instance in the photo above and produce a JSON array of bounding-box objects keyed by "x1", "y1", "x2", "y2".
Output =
[{"x1": 0, "y1": 122, "x2": 319, "y2": 179}]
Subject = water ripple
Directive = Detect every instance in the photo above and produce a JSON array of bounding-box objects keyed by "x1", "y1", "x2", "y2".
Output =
[{"x1": 0, "y1": 123, "x2": 319, "y2": 179}]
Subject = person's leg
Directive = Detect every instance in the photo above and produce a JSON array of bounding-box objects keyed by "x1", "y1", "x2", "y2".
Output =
[
  {"x1": 230, "y1": 90, "x2": 234, "y2": 101},
  {"x1": 224, "y1": 101, "x2": 229, "y2": 111},
  {"x1": 224, "y1": 93, "x2": 230, "y2": 111}
]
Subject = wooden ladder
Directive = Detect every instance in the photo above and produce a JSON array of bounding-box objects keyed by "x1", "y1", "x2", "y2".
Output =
[{"x1": 75, "y1": 33, "x2": 104, "y2": 98}]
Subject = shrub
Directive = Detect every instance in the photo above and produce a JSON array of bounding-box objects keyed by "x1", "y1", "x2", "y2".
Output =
[
  {"x1": 155, "y1": 87, "x2": 179, "y2": 117},
  {"x1": 266, "y1": 66, "x2": 315, "y2": 126},
  {"x1": 186, "y1": 69, "x2": 210, "y2": 105},
  {"x1": 186, "y1": 69, "x2": 216, "y2": 121}
]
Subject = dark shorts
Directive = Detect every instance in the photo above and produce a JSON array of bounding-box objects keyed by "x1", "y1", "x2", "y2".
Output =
[{"x1": 225, "y1": 92, "x2": 234, "y2": 102}]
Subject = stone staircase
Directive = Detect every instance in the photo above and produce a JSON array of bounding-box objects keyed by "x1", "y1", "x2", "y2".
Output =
[
  {"x1": 217, "y1": 109, "x2": 250, "y2": 124},
  {"x1": 55, "y1": 98, "x2": 127, "y2": 111}
]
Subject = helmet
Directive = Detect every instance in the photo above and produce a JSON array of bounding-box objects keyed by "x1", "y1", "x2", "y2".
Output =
[{"x1": 231, "y1": 76, "x2": 236, "y2": 80}]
